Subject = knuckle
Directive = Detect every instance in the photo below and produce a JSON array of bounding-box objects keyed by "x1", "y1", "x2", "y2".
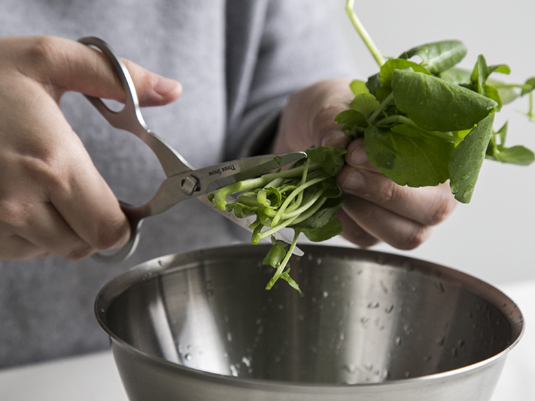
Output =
[
  {"x1": 93, "y1": 216, "x2": 129, "y2": 250},
  {"x1": 399, "y1": 226, "x2": 431, "y2": 250},
  {"x1": 66, "y1": 243, "x2": 94, "y2": 261},
  {"x1": 20, "y1": 155, "x2": 67, "y2": 193},
  {"x1": 343, "y1": 230, "x2": 380, "y2": 248},
  {"x1": 358, "y1": 201, "x2": 380, "y2": 226},
  {"x1": 25, "y1": 36, "x2": 62, "y2": 73},
  {"x1": 428, "y1": 197, "x2": 457, "y2": 226},
  {"x1": 379, "y1": 182, "x2": 402, "y2": 205},
  {"x1": 0, "y1": 200, "x2": 31, "y2": 229}
]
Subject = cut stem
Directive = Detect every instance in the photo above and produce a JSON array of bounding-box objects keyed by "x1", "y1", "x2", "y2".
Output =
[{"x1": 265, "y1": 231, "x2": 300, "y2": 290}]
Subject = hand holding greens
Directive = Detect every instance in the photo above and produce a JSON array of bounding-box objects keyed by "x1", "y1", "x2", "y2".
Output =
[{"x1": 211, "y1": 1, "x2": 534, "y2": 292}]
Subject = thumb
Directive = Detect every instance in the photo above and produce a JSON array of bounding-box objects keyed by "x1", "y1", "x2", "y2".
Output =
[{"x1": 17, "y1": 36, "x2": 181, "y2": 106}]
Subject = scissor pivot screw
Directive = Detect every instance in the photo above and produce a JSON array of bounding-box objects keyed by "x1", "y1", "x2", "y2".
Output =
[{"x1": 182, "y1": 176, "x2": 200, "y2": 196}]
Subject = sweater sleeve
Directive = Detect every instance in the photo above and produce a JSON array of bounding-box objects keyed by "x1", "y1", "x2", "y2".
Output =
[{"x1": 224, "y1": 0, "x2": 357, "y2": 159}]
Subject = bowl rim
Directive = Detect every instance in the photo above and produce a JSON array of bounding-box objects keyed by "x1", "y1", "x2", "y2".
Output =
[{"x1": 95, "y1": 244, "x2": 524, "y2": 390}]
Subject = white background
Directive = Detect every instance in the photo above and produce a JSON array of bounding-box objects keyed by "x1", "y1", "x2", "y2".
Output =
[{"x1": 328, "y1": 0, "x2": 535, "y2": 288}]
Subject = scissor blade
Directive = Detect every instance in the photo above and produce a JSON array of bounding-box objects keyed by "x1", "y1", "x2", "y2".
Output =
[
  {"x1": 196, "y1": 195, "x2": 304, "y2": 257},
  {"x1": 201, "y1": 152, "x2": 307, "y2": 194}
]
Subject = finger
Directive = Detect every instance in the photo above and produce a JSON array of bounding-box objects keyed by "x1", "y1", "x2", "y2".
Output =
[
  {"x1": 0, "y1": 201, "x2": 95, "y2": 260},
  {"x1": 0, "y1": 234, "x2": 48, "y2": 261},
  {"x1": 46, "y1": 142, "x2": 131, "y2": 252},
  {"x1": 275, "y1": 79, "x2": 352, "y2": 153},
  {"x1": 309, "y1": 80, "x2": 354, "y2": 148},
  {"x1": 335, "y1": 208, "x2": 380, "y2": 248},
  {"x1": 338, "y1": 138, "x2": 457, "y2": 226},
  {"x1": 15, "y1": 36, "x2": 182, "y2": 106},
  {"x1": 341, "y1": 195, "x2": 433, "y2": 250}
]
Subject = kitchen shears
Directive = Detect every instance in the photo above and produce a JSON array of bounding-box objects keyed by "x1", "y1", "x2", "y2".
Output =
[{"x1": 77, "y1": 37, "x2": 306, "y2": 263}]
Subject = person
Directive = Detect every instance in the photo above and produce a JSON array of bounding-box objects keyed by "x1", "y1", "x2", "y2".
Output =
[{"x1": 0, "y1": 0, "x2": 456, "y2": 369}]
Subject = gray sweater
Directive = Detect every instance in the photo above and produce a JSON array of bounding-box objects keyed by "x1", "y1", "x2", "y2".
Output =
[{"x1": 0, "y1": 0, "x2": 353, "y2": 368}]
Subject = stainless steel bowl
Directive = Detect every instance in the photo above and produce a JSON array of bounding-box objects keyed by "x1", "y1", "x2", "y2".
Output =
[{"x1": 95, "y1": 245, "x2": 523, "y2": 401}]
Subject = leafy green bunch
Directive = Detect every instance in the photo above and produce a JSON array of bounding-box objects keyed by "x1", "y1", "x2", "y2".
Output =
[
  {"x1": 340, "y1": 1, "x2": 535, "y2": 203},
  {"x1": 210, "y1": 146, "x2": 346, "y2": 292}
]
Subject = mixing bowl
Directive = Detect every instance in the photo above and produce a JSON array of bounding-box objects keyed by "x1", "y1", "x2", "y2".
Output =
[{"x1": 95, "y1": 245, "x2": 523, "y2": 401}]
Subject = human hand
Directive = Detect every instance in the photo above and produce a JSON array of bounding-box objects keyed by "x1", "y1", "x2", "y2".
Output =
[
  {"x1": 0, "y1": 36, "x2": 182, "y2": 261},
  {"x1": 273, "y1": 78, "x2": 456, "y2": 249}
]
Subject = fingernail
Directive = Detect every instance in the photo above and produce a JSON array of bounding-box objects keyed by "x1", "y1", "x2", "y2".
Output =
[
  {"x1": 341, "y1": 170, "x2": 365, "y2": 191},
  {"x1": 320, "y1": 130, "x2": 347, "y2": 146},
  {"x1": 154, "y1": 76, "x2": 181, "y2": 97}
]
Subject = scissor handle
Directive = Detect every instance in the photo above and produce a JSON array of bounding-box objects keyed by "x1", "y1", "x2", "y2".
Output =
[
  {"x1": 90, "y1": 203, "x2": 144, "y2": 264},
  {"x1": 77, "y1": 36, "x2": 191, "y2": 177},
  {"x1": 77, "y1": 37, "x2": 192, "y2": 263}
]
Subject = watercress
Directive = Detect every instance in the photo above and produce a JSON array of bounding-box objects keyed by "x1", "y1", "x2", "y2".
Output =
[
  {"x1": 210, "y1": 146, "x2": 346, "y2": 292},
  {"x1": 340, "y1": 0, "x2": 534, "y2": 203}
]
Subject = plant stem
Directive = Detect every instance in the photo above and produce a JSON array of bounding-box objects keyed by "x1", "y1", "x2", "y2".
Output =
[
  {"x1": 212, "y1": 163, "x2": 322, "y2": 210},
  {"x1": 530, "y1": 92, "x2": 535, "y2": 121},
  {"x1": 265, "y1": 231, "x2": 300, "y2": 290},
  {"x1": 346, "y1": 0, "x2": 385, "y2": 67},
  {"x1": 282, "y1": 189, "x2": 324, "y2": 219},
  {"x1": 375, "y1": 115, "x2": 460, "y2": 143},
  {"x1": 271, "y1": 176, "x2": 328, "y2": 226},
  {"x1": 368, "y1": 92, "x2": 394, "y2": 124},
  {"x1": 253, "y1": 215, "x2": 299, "y2": 243}
]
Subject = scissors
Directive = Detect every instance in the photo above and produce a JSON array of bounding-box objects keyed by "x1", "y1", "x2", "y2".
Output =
[{"x1": 77, "y1": 36, "x2": 306, "y2": 263}]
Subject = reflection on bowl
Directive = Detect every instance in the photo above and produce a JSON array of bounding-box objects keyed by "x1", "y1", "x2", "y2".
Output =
[{"x1": 96, "y1": 245, "x2": 523, "y2": 401}]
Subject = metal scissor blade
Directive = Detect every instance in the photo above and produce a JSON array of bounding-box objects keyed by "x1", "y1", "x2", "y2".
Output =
[
  {"x1": 196, "y1": 195, "x2": 304, "y2": 257},
  {"x1": 203, "y1": 151, "x2": 307, "y2": 194}
]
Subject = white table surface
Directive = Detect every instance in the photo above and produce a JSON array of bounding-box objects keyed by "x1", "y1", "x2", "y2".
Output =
[{"x1": 1, "y1": 281, "x2": 533, "y2": 401}]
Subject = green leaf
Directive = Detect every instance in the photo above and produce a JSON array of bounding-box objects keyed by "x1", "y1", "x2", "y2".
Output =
[
  {"x1": 280, "y1": 269, "x2": 302, "y2": 294},
  {"x1": 491, "y1": 145, "x2": 535, "y2": 166},
  {"x1": 399, "y1": 40, "x2": 467, "y2": 74},
  {"x1": 334, "y1": 109, "x2": 367, "y2": 131},
  {"x1": 349, "y1": 93, "x2": 381, "y2": 118},
  {"x1": 349, "y1": 79, "x2": 370, "y2": 95},
  {"x1": 295, "y1": 215, "x2": 343, "y2": 242},
  {"x1": 392, "y1": 69, "x2": 498, "y2": 131},
  {"x1": 321, "y1": 177, "x2": 343, "y2": 198},
  {"x1": 380, "y1": 58, "x2": 431, "y2": 87},
  {"x1": 483, "y1": 85, "x2": 502, "y2": 110},
  {"x1": 470, "y1": 54, "x2": 489, "y2": 94},
  {"x1": 489, "y1": 64, "x2": 511, "y2": 75},
  {"x1": 439, "y1": 67, "x2": 471, "y2": 85},
  {"x1": 366, "y1": 73, "x2": 383, "y2": 96},
  {"x1": 306, "y1": 146, "x2": 347, "y2": 176},
  {"x1": 449, "y1": 114, "x2": 495, "y2": 203},
  {"x1": 292, "y1": 198, "x2": 343, "y2": 230},
  {"x1": 521, "y1": 77, "x2": 535, "y2": 96},
  {"x1": 488, "y1": 78, "x2": 518, "y2": 105},
  {"x1": 364, "y1": 125, "x2": 454, "y2": 187},
  {"x1": 496, "y1": 121, "x2": 508, "y2": 146}
]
